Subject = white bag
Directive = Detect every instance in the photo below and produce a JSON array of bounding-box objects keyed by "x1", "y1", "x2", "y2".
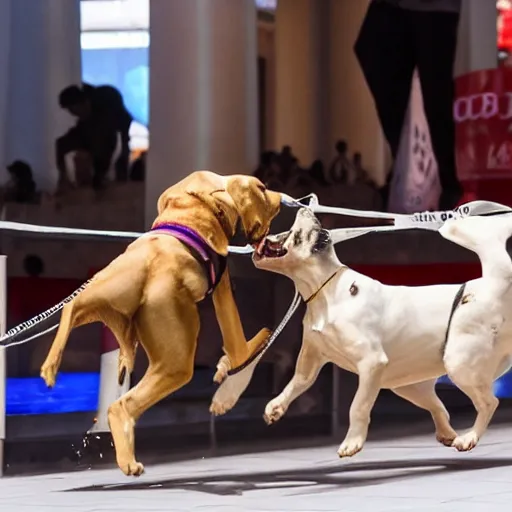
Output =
[{"x1": 388, "y1": 69, "x2": 441, "y2": 213}]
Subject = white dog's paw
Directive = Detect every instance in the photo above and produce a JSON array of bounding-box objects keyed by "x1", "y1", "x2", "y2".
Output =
[
  {"x1": 210, "y1": 361, "x2": 258, "y2": 416},
  {"x1": 337, "y1": 436, "x2": 365, "y2": 458},
  {"x1": 263, "y1": 399, "x2": 287, "y2": 425},
  {"x1": 452, "y1": 431, "x2": 479, "y2": 452},
  {"x1": 209, "y1": 380, "x2": 238, "y2": 416},
  {"x1": 209, "y1": 396, "x2": 234, "y2": 416}
]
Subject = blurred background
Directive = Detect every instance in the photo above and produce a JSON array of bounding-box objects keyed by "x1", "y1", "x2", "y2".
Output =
[{"x1": 0, "y1": 0, "x2": 511, "y2": 475}]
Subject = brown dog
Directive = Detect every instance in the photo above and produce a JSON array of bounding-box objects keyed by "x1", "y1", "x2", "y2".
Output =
[{"x1": 40, "y1": 170, "x2": 281, "y2": 476}]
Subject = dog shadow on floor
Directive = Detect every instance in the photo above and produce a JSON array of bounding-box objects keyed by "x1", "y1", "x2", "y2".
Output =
[{"x1": 66, "y1": 457, "x2": 512, "y2": 496}]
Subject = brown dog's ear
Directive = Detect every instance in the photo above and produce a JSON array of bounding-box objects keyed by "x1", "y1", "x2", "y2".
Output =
[
  {"x1": 187, "y1": 189, "x2": 238, "y2": 238},
  {"x1": 225, "y1": 176, "x2": 281, "y2": 243}
]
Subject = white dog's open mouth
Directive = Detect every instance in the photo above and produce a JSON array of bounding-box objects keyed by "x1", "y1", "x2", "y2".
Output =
[{"x1": 253, "y1": 234, "x2": 289, "y2": 260}]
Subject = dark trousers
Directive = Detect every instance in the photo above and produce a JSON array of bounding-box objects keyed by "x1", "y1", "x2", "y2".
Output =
[{"x1": 355, "y1": 1, "x2": 462, "y2": 195}]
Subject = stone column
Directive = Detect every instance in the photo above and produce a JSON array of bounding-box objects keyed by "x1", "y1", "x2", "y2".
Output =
[
  {"x1": 146, "y1": 0, "x2": 259, "y2": 226},
  {"x1": 0, "y1": 0, "x2": 82, "y2": 191},
  {"x1": 328, "y1": 0, "x2": 388, "y2": 186},
  {"x1": 455, "y1": 0, "x2": 498, "y2": 76},
  {"x1": 274, "y1": 0, "x2": 330, "y2": 166}
]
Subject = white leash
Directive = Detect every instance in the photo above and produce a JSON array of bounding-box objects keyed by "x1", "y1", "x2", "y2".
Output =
[
  {"x1": 0, "y1": 220, "x2": 253, "y2": 254},
  {"x1": 210, "y1": 287, "x2": 302, "y2": 411},
  {"x1": 2, "y1": 195, "x2": 511, "y2": 349},
  {"x1": 0, "y1": 280, "x2": 91, "y2": 347},
  {"x1": 281, "y1": 194, "x2": 512, "y2": 244},
  {"x1": 2, "y1": 197, "x2": 509, "y2": 254}
]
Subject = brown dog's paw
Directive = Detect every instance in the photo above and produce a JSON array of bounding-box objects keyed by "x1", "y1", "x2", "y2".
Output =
[
  {"x1": 40, "y1": 359, "x2": 59, "y2": 388},
  {"x1": 213, "y1": 355, "x2": 231, "y2": 384},
  {"x1": 119, "y1": 460, "x2": 145, "y2": 477},
  {"x1": 252, "y1": 328, "x2": 272, "y2": 349}
]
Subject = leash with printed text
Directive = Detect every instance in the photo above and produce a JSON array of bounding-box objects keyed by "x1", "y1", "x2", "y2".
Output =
[
  {"x1": 220, "y1": 196, "x2": 512, "y2": 377},
  {"x1": 1, "y1": 197, "x2": 511, "y2": 350}
]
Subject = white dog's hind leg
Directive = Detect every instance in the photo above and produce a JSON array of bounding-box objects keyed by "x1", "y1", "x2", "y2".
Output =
[
  {"x1": 263, "y1": 340, "x2": 325, "y2": 425},
  {"x1": 450, "y1": 381, "x2": 498, "y2": 452},
  {"x1": 445, "y1": 333, "x2": 500, "y2": 452},
  {"x1": 338, "y1": 352, "x2": 388, "y2": 458},
  {"x1": 392, "y1": 380, "x2": 457, "y2": 446}
]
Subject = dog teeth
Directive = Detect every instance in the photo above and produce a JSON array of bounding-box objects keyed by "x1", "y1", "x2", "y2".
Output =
[{"x1": 256, "y1": 239, "x2": 265, "y2": 255}]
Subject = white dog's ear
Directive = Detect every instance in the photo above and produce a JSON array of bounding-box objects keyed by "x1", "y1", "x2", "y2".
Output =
[{"x1": 312, "y1": 229, "x2": 331, "y2": 253}]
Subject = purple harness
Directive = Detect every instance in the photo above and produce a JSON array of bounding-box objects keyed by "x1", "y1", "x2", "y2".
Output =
[{"x1": 150, "y1": 223, "x2": 227, "y2": 297}]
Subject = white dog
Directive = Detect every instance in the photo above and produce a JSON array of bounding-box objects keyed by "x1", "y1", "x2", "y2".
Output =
[{"x1": 247, "y1": 207, "x2": 512, "y2": 458}]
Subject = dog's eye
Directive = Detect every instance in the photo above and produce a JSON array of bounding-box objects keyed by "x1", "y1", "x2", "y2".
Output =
[
  {"x1": 293, "y1": 230, "x2": 303, "y2": 246},
  {"x1": 257, "y1": 183, "x2": 266, "y2": 193},
  {"x1": 312, "y1": 229, "x2": 331, "y2": 252}
]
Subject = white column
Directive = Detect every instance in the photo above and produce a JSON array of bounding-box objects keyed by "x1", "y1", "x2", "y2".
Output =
[
  {"x1": 0, "y1": 0, "x2": 11, "y2": 187},
  {"x1": 274, "y1": 0, "x2": 329, "y2": 166},
  {"x1": 0, "y1": 0, "x2": 82, "y2": 191},
  {"x1": 455, "y1": 0, "x2": 498, "y2": 76},
  {"x1": 328, "y1": 0, "x2": 388, "y2": 186},
  {"x1": 147, "y1": 0, "x2": 259, "y2": 227}
]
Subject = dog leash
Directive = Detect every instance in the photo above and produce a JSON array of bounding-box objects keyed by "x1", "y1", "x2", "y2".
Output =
[
  {"x1": 211, "y1": 287, "x2": 302, "y2": 414},
  {"x1": 2, "y1": 198, "x2": 510, "y2": 351},
  {"x1": 281, "y1": 195, "x2": 512, "y2": 246},
  {"x1": 0, "y1": 280, "x2": 92, "y2": 348},
  {"x1": 226, "y1": 266, "x2": 348, "y2": 377},
  {"x1": 226, "y1": 287, "x2": 303, "y2": 376}
]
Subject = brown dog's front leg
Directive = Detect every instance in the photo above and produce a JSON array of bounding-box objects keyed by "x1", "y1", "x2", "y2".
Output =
[{"x1": 212, "y1": 270, "x2": 270, "y2": 383}]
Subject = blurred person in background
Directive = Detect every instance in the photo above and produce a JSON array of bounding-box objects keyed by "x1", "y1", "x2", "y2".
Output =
[
  {"x1": 329, "y1": 140, "x2": 356, "y2": 184},
  {"x1": 56, "y1": 83, "x2": 133, "y2": 191},
  {"x1": 277, "y1": 145, "x2": 297, "y2": 184},
  {"x1": 254, "y1": 150, "x2": 282, "y2": 187},
  {"x1": 353, "y1": 152, "x2": 375, "y2": 187},
  {"x1": 309, "y1": 159, "x2": 330, "y2": 187},
  {"x1": 129, "y1": 150, "x2": 146, "y2": 182},
  {"x1": 5, "y1": 160, "x2": 37, "y2": 204}
]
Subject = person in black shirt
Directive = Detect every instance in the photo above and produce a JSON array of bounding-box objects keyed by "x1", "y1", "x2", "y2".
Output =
[{"x1": 57, "y1": 83, "x2": 133, "y2": 190}]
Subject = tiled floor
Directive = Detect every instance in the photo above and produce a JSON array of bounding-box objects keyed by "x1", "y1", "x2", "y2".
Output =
[{"x1": 2, "y1": 425, "x2": 512, "y2": 511}]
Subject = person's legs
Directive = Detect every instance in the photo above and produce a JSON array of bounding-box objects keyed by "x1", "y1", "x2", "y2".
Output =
[
  {"x1": 355, "y1": 2, "x2": 415, "y2": 160},
  {"x1": 414, "y1": 10, "x2": 463, "y2": 210},
  {"x1": 115, "y1": 136, "x2": 131, "y2": 182},
  {"x1": 88, "y1": 122, "x2": 118, "y2": 190},
  {"x1": 55, "y1": 126, "x2": 87, "y2": 186},
  {"x1": 354, "y1": 2, "x2": 416, "y2": 207}
]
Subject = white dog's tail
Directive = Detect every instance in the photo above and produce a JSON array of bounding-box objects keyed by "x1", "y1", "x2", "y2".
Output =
[{"x1": 439, "y1": 214, "x2": 512, "y2": 281}]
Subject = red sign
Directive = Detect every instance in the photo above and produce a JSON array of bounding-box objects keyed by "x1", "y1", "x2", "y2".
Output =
[
  {"x1": 498, "y1": 3, "x2": 512, "y2": 52},
  {"x1": 455, "y1": 67, "x2": 512, "y2": 182}
]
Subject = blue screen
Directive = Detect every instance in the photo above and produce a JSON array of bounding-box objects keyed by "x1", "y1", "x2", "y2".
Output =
[
  {"x1": 5, "y1": 371, "x2": 512, "y2": 416},
  {"x1": 81, "y1": 46, "x2": 149, "y2": 127},
  {"x1": 6, "y1": 373, "x2": 99, "y2": 415}
]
